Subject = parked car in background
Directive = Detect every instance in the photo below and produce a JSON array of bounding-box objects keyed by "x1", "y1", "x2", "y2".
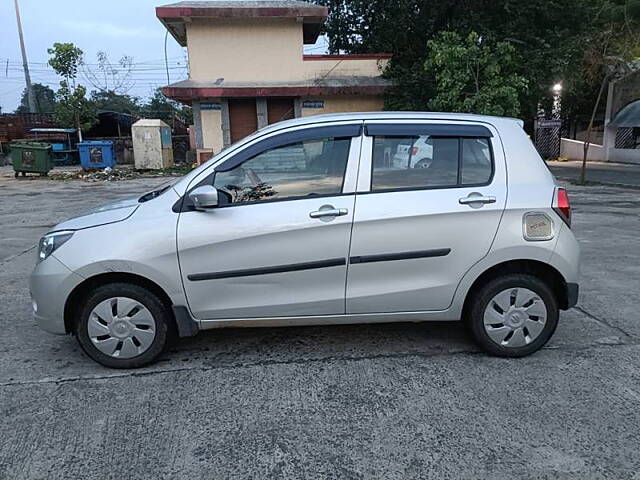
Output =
[
  {"x1": 391, "y1": 136, "x2": 434, "y2": 169},
  {"x1": 30, "y1": 112, "x2": 580, "y2": 368}
]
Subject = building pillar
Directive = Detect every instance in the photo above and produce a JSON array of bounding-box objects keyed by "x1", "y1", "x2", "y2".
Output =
[
  {"x1": 221, "y1": 99, "x2": 231, "y2": 147},
  {"x1": 294, "y1": 98, "x2": 302, "y2": 118},
  {"x1": 256, "y1": 98, "x2": 268, "y2": 129},
  {"x1": 192, "y1": 100, "x2": 204, "y2": 149},
  {"x1": 603, "y1": 126, "x2": 617, "y2": 162}
]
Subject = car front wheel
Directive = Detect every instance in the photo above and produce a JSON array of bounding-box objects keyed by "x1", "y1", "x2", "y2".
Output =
[
  {"x1": 466, "y1": 274, "x2": 559, "y2": 357},
  {"x1": 76, "y1": 283, "x2": 171, "y2": 368}
]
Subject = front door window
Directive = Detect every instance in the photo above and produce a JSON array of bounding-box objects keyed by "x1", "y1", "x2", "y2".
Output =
[{"x1": 214, "y1": 137, "x2": 351, "y2": 205}]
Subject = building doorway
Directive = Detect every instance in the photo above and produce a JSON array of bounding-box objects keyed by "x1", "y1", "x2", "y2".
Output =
[
  {"x1": 229, "y1": 99, "x2": 258, "y2": 143},
  {"x1": 268, "y1": 98, "x2": 295, "y2": 125}
]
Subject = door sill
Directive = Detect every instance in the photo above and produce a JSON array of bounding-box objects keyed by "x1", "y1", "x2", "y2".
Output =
[{"x1": 198, "y1": 310, "x2": 458, "y2": 330}]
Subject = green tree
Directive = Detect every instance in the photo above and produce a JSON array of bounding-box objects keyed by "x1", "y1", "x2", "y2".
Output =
[
  {"x1": 15, "y1": 83, "x2": 56, "y2": 114},
  {"x1": 141, "y1": 89, "x2": 193, "y2": 126},
  {"x1": 90, "y1": 90, "x2": 141, "y2": 115},
  {"x1": 425, "y1": 32, "x2": 527, "y2": 117},
  {"x1": 313, "y1": 0, "x2": 636, "y2": 120},
  {"x1": 578, "y1": 0, "x2": 640, "y2": 183},
  {"x1": 47, "y1": 42, "x2": 96, "y2": 140}
]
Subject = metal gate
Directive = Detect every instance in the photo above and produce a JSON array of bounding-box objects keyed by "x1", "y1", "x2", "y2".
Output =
[
  {"x1": 615, "y1": 127, "x2": 640, "y2": 149},
  {"x1": 172, "y1": 135, "x2": 190, "y2": 163},
  {"x1": 535, "y1": 119, "x2": 562, "y2": 160}
]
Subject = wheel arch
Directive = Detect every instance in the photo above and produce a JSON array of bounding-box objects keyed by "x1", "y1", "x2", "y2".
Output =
[
  {"x1": 63, "y1": 272, "x2": 175, "y2": 335},
  {"x1": 461, "y1": 259, "x2": 570, "y2": 319}
]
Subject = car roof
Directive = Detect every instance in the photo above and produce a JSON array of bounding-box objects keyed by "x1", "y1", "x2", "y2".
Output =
[{"x1": 258, "y1": 111, "x2": 523, "y2": 136}]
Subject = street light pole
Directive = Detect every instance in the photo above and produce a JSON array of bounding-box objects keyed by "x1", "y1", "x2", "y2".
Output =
[{"x1": 14, "y1": 0, "x2": 36, "y2": 113}]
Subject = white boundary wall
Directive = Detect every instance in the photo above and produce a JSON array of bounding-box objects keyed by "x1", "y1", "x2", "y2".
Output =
[{"x1": 560, "y1": 138, "x2": 604, "y2": 161}]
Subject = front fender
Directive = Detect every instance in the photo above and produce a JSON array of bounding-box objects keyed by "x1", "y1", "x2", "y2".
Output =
[
  {"x1": 53, "y1": 189, "x2": 185, "y2": 307},
  {"x1": 70, "y1": 259, "x2": 187, "y2": 307}
]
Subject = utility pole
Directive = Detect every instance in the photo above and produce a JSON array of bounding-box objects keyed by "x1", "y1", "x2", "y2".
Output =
[{"x1": 14, "y1": 0, "x2": 36, "y2": 113}]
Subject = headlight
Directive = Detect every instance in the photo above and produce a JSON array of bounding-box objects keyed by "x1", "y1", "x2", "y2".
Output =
[{"x1": 37, "y1": 231, "x2": 74, "y2": 263}]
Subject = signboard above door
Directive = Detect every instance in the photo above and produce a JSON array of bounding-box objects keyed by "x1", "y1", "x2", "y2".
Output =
[{"x1": 302, "y1": 100, "x2": 325, "y2": 109}]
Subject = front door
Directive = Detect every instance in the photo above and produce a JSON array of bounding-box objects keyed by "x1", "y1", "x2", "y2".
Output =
[
  {"x1": 178, "y1": 125, "x2": 361, "y2": 320},
  {"x1": 347, "y1": 121, "x2": 507, "y2": 313}
]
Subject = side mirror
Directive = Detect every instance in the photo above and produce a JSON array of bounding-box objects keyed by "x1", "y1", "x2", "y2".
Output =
[{"x1": 189, "y1": 185, "x2": 219, "y2": 211}]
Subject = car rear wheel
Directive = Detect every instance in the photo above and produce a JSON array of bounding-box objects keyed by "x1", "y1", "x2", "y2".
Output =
[
  {"x1": 466, "y1": 274, "x2": 559, "y2": 357},
  {"x1": 413, "y1": 158, "x2": 432, "y2": 169},
  {"x1": 76, "y1": 283, "x2": 171, "y2": 368}
]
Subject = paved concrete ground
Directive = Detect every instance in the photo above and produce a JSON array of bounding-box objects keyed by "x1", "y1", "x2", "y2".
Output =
[
  {"x1": 1, "y1": 166, "x2": 639, "y2": 479},
  {"x1": 548, "y1": 160, "x2": 640, "y2": 188}
]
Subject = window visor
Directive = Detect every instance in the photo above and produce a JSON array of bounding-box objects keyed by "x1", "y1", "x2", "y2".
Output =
[
  {"x1": 216, "y1": 124, "x2": 363, "y2": 172},
  {"x1": 364, "y1": 123, "x2": 493, "y2": 138}
]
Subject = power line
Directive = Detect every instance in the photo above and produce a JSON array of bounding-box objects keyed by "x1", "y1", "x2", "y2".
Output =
[
  {"x1": 0, "y1": 57, "x2": 187, "y2": 67},
  {"x1": 3, "y1": 64, "x2": 186, "y2": 71}
]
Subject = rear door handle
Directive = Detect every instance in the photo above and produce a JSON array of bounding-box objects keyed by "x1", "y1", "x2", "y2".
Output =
[
  {"x1": 310, "y1": 207, "x2": 348, "y2": 219},
  {"x1": 459, "y1": 194, "x2": 496, "y2": 205}
]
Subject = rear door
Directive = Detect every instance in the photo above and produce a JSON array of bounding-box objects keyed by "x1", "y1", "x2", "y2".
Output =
[{"x1": 346, "y1": 121, "x2": 507, "y2": 313}]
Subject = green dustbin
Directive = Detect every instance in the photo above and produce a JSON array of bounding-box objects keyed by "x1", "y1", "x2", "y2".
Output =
[{"x1": 10, "y1": 141, "x2": 53, "y2": 177}]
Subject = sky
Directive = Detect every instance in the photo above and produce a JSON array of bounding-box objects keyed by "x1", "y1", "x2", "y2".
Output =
[{"x1": 0, "y1": 0, "x2": 328, "y2": 113}]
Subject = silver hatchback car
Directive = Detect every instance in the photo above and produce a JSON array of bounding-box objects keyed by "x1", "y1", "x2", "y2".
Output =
[{"x1": 30, "y1": 113, "x2": 580, "y2": 368}]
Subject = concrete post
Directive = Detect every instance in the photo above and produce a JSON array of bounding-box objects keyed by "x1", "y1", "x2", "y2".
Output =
[
  {"x1": 221, "y1": 99, "x2": 231, "y2": 147},
  {"x1": 192, "y1": 101, "x2": 204, "y2": 149},
  {"x1": 14, "y1": 0, "x2": 36, "y2": 113},
  {"x1": 603, "y1": 81, "x2": 616, "y2": 162},
  {"x1": 256, "y1": 98, "x2": 268, "y2": 129},
  {"x1": 294, "y1": 98, "x2": 302, "y2": 118}
]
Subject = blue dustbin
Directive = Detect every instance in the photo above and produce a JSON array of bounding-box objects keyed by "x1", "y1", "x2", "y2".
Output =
[{"x1": 78, "y1": 141, "x2": 115, "y2": 169}]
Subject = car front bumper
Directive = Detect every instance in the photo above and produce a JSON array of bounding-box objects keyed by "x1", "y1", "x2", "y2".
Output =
[{"x1": 29, "y1": 255, "x2": 84, "y2": 335}]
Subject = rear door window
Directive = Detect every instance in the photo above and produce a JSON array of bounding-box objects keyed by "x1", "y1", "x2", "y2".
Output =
[
  {"x1": 368, "y1": 126, "x2": 494, "y2": 192},
  {"x1": 461, "y1": 138, "x2": 492, "y2": 185}
]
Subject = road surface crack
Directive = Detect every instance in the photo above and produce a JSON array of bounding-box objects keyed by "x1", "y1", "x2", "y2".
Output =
[
  {"x1": 0, "y1": 348, "x2": 482, "y2": 387},
  {"x1": 3, "y1": 341, "x2": 640, "y2": 388},
  {"x1": 574, "y1": 306, "x2": 635, "y2": 339},
  {"x1": 0, "y1": 245, "x2": 36, "y2": 265}
]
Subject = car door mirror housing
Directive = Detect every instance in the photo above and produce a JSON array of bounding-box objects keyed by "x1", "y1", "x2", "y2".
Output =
[{"x1": 189, "y1": 185, "x2": 219, "y2": 211}]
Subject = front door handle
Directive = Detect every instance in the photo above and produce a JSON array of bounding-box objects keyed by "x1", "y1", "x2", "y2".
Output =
[
  {"x1": 459, "y1": 194, "x2": 497, "y2": 205},
  {"x1": 310, "y1": 206, "x2": 348, "y2": 219}
]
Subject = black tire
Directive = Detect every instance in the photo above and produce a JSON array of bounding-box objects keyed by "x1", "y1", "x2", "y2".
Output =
[
  {"x1": 466, "y1": 274, "x2": 559, "y2": 358},
  {"x1": 75, "y1": 283, "x2": 171, "y2": 368}
]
